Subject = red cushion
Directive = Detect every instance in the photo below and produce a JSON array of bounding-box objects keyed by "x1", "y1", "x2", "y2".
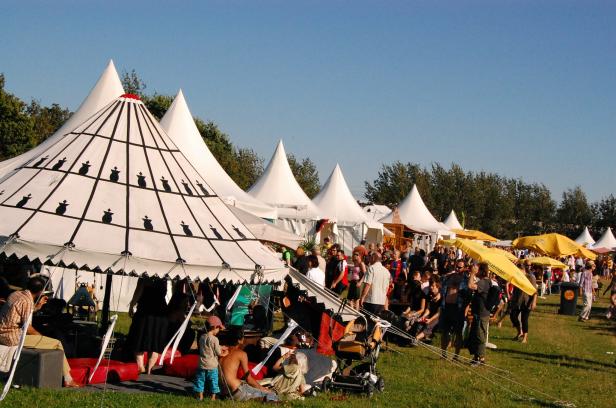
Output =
[
  {"x1": 68, "y1": 358, "x2": 140, "y2": 384},
  {"x1": 69, "y1": 366, "x2": 88, "y2": 387},
  {"x1": 143, "y1": 349, "x2": 182, "y2": 365},
  {"x1": 163, "y1": 354, "x2": 199, "y2": 379}
]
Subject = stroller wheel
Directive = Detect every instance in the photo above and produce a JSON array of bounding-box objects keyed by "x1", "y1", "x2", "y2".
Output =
[
  {"x1": 321, "y1": 377, "x2": 332, "y2": 393},
  {"x1": 365, "y1": 380, "x2": 375, "y2": 397},
  {"x1": 376, "y1": 376, "x2": 385, "y2": 392}
]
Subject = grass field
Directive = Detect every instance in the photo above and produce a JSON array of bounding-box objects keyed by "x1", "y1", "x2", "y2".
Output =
[{"x1": 3, "y1": 289, "x2": 615, "y2": 408}]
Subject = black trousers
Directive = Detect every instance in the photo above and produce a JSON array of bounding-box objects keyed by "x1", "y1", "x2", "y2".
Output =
[{"x1": 510, "y1": 307, "x2": 531, "y2": 334}]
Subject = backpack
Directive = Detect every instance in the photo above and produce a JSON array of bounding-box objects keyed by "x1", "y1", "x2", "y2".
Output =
[{"x1": 485, "y1": 284, "x2": 502, "y2": 313}]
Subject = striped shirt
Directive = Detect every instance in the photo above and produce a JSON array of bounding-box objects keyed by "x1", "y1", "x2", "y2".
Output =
[
  {"x1": 0, "y1": 290, "x2": 33, "y2": 346},
  {"x1": 578, "y1": 270, "x2": 593, "y2": 294}
]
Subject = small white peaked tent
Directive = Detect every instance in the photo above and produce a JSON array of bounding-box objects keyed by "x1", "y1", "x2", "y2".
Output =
[
  {"x1": 591, "y1": 227, "x2": 616, "y2": 250},
  {"x1": 312, "y1": 164, "x2": 383, "y2": 253},
  {"x1": 574, "y1": 227, "x2": 595, "y2": 247},
  {"x1": 159, "y1": 90, "x2": 277, "y2": 219},
  {"x1": 248, "y1": 141, "x2": 320, "y2": 236},
  {"x1": 363, "y1": 204, "x2": 391, "y2": 221},
  {"x1": 379, "y1": 185, "x2": 452, "y2": 236},
  {"x1": 443, "y1": 210, "x2": 463, "y2": 230},
  {"x1": 0, "y1": 60, "x2": 125, "y2": 181},
  {"x1": 0, "y1": 94, "x2": 286, "y2": 283}
]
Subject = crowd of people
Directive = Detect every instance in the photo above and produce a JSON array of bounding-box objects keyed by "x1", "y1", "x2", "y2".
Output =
[{"x1": 290, "y1": 239, "x2": 616, "y2": 366}]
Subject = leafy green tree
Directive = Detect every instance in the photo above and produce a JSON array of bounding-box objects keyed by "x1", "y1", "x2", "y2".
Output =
[
  {"x1": 233, "y1": 148, "x2": 264, "y2": 190},
  {"x1": 121, "y1": 69, "x2": 147, "y2": 96},
  {"x1": 0, "y1": 74, "x2": 34, "y2": 159},
  {"x1": 142, "y1": 94, "x2": 173, "y2": 120},
  {"x1": 287, "y1": 154, "x2": 320, "y2": 198},
  {"x1": 556, "y1": 186, "x2": 593, "y2": 237},
  {"x1": 592, "y1": 195, "x2": 616, "y2": 230},
  {"x1": 26, "y1": 100, "x2": 70, "y2": 146}
]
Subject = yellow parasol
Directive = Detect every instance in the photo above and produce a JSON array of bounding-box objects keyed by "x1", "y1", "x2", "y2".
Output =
[
  {"x1": 440, "y1": 238, "x2": 536, "y2": 295},
  {"x1": 453, "y1": 229, "x2": 498, "y2": 242},
  {"x1": 487, "y1": 247, "x2": 518, "y2": 262},
  {"x1": 528, "y1": 256, "x2": 568, "y2": 269},
  {"x1": 512, "y1": 233, "x2": 597, "y2": 260}
]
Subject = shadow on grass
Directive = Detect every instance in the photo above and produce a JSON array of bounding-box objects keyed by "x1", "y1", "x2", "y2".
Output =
[{"x1": 495, "y1": 348, "x2": 616, "y2": 371}]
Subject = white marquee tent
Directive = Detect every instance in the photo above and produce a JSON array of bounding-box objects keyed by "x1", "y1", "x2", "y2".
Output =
[
  {"x1": 379, "y1": 185, "x2": 452, "y2": 236},
  {"x1": 363, "y1": 204, "x2": 391, "y2": 221},
  {"x1": 0, "y1": 60, "x2": 124, "y2": 182},
  {"x1": 591, "y1": 227, "x2": 616, "y2": 251},
  {"x1": 248, "y1": 141, "x2": 320, "y2": 237},
  {"x1": 159, "y1": 90, "x2": 277, "y2": 220},
  {"x1": 574, "y1": 226, "x2": 595, "y2": 247},
  {"x1": 312, "y1": 164, "x2": 383, "y2": 253},
  {"x1": 443, "y1": 209, "x2": 464, "y2": 230},
  {"x1": 0, "y1": 94, "x2": 287, "y2": 284}
]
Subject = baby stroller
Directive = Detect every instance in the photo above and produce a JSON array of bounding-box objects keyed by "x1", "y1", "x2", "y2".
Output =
[{"x1": 321, "y1": 314, "x2": 390, "y2": 396}]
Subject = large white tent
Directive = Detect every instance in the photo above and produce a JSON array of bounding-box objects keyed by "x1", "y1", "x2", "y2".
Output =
[
  {"x1": 312, "y1": 164, "x2": 383, "y2": 253},
  {"x1": 591, "y1": 227, "x2": 616, "y2": 250},
  {"x1": 248, "y1": 141, "x2": 320, "y2": 236},
  {"x1": 443, "y1": 209, "x2": 464, "y2": 230},
  {"x1": 159, "y1": 90, "x2": 277, "y2": 219},
  {"x1": 0, "y1": 60, "x2": 124, "y2": 182},
  {"x1": 574, "y1": 226, "x2": 595, "y2": 247},
  {"x1": 0, "y1": 94, "x2": 287, "y2": 283},
  {"x1": 379, "y1": 185, "x2": 452, "y2": 236}
]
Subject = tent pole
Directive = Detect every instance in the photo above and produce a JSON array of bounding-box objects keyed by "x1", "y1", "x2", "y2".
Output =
[{"x1": 100, "y1": 271, "x2": 112, "y2": 335}]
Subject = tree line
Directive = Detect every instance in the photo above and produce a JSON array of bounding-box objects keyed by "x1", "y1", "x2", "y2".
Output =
[{"x1": 364, "y1": 161, "x2": 616, "y2": 239}]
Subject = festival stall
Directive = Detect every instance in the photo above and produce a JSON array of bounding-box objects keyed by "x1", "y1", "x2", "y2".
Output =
[
  {"x1": 379, "y1": 185, "x2": 454, "y2": 251},
  {"x1": 574, "y1": 226, "x2": 595, "y2": 247},
  {"x1": 248, "y1": 141, "x2": 321, "y2": 238},
  {"x1": 311, "y1": 164, "x2": 384, "y2": 254},
  {"x1": 590, "y1": 227, "x2": 616, "y2": 252}
]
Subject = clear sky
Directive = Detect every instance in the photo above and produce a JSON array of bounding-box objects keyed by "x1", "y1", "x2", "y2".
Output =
[{"x1": 2, "y1": 0, "x2": 615, "y2": 203}]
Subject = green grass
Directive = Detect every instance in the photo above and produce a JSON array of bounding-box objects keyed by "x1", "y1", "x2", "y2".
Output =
[{"x1": 4, "y1": 289, "x2": 615, "y2": 407}]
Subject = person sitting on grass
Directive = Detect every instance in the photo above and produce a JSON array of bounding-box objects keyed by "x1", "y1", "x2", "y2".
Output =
[
  {"x1": 193, "y1": 315, "x2": 228, "y2": 401},
  {"x1": 0, "y1": 276, "x2": 78, "y2": 387},
  {"x1": 219, "y1": 328, "x2": 278, "y2": 402},
  {"x1": 412, "y1": 280, "x2": 441, "y2": 343}
]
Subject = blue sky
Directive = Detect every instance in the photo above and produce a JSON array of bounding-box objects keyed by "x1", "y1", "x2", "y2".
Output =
[{"x1": 2, "y1": 0, "x2": 615, "y2": 203}]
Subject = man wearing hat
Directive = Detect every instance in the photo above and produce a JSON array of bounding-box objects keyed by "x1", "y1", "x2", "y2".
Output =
[{"x1": 578, "y1": 261, "x2": 595, "y2": 322}]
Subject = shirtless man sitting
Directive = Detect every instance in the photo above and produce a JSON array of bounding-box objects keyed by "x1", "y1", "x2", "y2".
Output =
[{"x1": 220, "y1": 328, "x2": 278, "y2": 401}]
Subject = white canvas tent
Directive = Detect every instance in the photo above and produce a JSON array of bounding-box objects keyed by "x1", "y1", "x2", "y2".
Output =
[
  {"x1": 248, "y1": 141, "x2": 320, "y2": 237},
  {"x1": 0, "y1": 94, "x2": 287, "y2": 284},
  {"x1": 379, "y1": 185, "x2": 452, "y2": 236},
  {"x1": 443, "y1": 210, "x2": 464, "y2": 230},
  {"x1": 0, "y1": 60, "x2": 124, "y2": 182},
  {"x1": 363, "y1": 204, "x2": 391, "y2": 221},
  {"x1": 312, "y1": 164, "x2": 383, "y2": 253},
  {"x1": 574, "y1": 227, "x2": 595, "y2": 247},
  {"x1": 591, "y1": 227, "x2": 616, "y2": 251},
  {"x1": 159, "y1": 90, "x2": 277, "y2": 219}
]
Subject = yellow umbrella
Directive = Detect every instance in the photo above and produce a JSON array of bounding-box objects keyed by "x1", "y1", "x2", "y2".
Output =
[
  {"x1": 484, "y1": 246, "x2": 518, "y2": 262},
  {"x1": 529, "y1": 256, "x2": 568, "y2": 269},
  {"x1": 440, "y1": 238, "x2": 537, "y2": 295},
  {"x1": 512, "y1": 233, "x2": 597, "y2": 260},
  {"x1": 453, "y1": 229, "x2": 498, "y2": 242}
]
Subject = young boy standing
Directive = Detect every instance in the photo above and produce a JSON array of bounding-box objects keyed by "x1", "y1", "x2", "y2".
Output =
[{"x1": 193, "y1": 315, "x2": 228, "y2": 400}]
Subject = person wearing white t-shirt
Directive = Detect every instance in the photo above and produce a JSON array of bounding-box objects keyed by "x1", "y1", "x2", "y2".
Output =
[
  {"x1": 360, "y1": 252, "x2": 391, "y2": 315},
  {"x1": 305, "y1": 255, "x2": 325, "y2": 287}
]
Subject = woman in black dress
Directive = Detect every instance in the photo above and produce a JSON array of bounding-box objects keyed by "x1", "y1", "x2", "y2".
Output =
[{"x1": 127, "y1": 277, "x2": 169, "y2": 373}]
